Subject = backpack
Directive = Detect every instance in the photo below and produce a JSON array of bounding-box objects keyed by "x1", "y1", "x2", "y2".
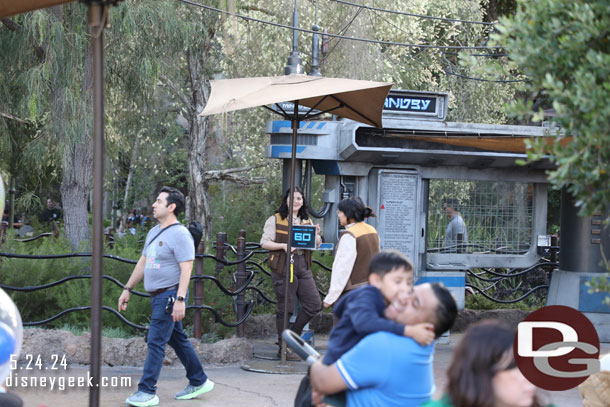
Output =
[{"x1": 188, "y1": 221, "x2": 204, "y2": 250}]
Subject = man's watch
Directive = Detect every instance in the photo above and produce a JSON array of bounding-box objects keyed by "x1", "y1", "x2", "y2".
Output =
[{"x1": 176, "y1": 296, "x2": 185, "y2": 302}]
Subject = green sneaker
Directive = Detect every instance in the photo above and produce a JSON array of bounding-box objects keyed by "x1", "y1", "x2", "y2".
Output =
[
  {"x1": 175, "y1": 379, "x2": 214, "y2": 400},
  {"x1": 125, "y1": 391, "x2": 159, "y2": 407}
]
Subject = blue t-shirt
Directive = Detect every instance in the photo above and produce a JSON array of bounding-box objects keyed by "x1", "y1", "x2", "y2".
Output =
[
  {"x1": 336, "y1": 332, "x2": 435, "y2": 407},
  {"x1": 142, "y1": 224, "x2": 194, "y2": 291},
  {"x1": 323, "y1": 285, "x2": 405, "y2": 365}
]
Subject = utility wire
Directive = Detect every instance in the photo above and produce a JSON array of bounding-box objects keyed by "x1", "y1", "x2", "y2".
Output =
[
  {"x1": 328, "y1": 0, "x2": 495, "y2": 26},
  {"x1": 445, "y1": 70, "x2": 527, "y2": 83},
  {"x1": 177, "y1": 0, "x2": 502, "y2": 50}
]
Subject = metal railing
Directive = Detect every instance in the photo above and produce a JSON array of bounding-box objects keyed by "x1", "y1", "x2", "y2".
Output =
[{"x1": 0, "y1": 230, "x2": 307, "y2": 338}]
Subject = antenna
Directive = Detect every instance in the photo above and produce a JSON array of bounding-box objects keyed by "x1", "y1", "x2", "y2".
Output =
[
  {"x1": 309, "y1": 0, "x2": 321, "y2": 76},
  {"x1": 284, "y1": 0, "x2": 304, "y2": 75}
]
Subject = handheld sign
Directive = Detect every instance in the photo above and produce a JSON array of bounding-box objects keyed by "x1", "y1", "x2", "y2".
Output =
[{"x1": 291, "y1": 225, "x2": 317, "y2": 249}]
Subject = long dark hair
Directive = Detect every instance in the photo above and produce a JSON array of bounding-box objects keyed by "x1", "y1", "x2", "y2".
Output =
[
  {"x1": 447, "y1": 320, "x2": 542, "y2": 407},
  {"x1": 337, "y1": 197, "x2": 375, "y2": 222},
  {"x1": 275, "y1": 187, "x2": 310, "y2": 221}
]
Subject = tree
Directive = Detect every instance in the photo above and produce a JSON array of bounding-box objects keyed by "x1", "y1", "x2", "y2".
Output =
[
  {"x1": 1, "y1": 5, "x2": 97, "y2": 250},
  {"x1": 491, "y1": 0, "x2": 610, "y2": 218}
]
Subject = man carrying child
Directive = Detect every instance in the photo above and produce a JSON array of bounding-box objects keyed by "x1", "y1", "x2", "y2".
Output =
[{"x1": 309, "y1": 251, "x2": 458, "y2": 407}]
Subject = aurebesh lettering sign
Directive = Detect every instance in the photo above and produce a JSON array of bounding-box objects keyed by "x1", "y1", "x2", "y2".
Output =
[
  {"x1": 384, "y1": 95, "x2": 436, "y2": 113},
  {"x1": 382, "y1": 90, "x2": 448, "y2": 120}
]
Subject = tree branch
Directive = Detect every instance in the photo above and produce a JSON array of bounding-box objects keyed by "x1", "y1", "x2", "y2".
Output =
[
  {"x1": 0, "y1": 110, "x2": 31, "y2": 125},
  {"x1": 1, "y1": 18, "x2": 45, "y2": 60},
  {"x1": 159, "y1": 74, "x2": 193, "y2": 112},
  {"x1": 203, "y1": 164, "x2": 267, "y2": 185}
]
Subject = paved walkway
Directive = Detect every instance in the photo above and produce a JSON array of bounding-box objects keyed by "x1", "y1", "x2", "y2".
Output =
[{"x1": 8, "y1": 333, "x2": 607, "y2": 407}]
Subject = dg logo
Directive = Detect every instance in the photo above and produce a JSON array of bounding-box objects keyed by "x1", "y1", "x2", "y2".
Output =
[{"x1": 514, "y1": 305, "x2": 600, "y2": 391}]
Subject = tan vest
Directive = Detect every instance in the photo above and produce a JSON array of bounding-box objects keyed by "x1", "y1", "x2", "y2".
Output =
[
  {"x1": 342, "y1": 222, "x2": 380, "y2": 292},
  {"x1": 267, "y1": 213, "x2": 313, "y2": 274}
]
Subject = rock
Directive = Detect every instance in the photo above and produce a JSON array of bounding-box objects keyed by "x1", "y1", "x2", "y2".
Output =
[
  {"x1": 452, "y1": 308, "x2": 530, "y2": 332},
  {"x1": 243, "y1": 314, "x2": 276, "y2": 338},
  {"x1": 19, "y1": 329, "x2": 252, "y2": 367},
  {"x1": 243, "y1": 312, "x2": 334, "y2": 338}
]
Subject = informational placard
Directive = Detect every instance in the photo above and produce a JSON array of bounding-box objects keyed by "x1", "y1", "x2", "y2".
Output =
[
  {"x1": 291, "y1": 225, "x2": 317, "y2": 249},
  {"x1": 377, "y1": 171, "x2": 419, "y2": 263}
]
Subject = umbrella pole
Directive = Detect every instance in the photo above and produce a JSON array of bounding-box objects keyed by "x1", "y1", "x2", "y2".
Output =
[
  {"x1": 87, "y1": 2, "x2": 105, "y2": 406},
  {"x1": 281, "y1": 100, "x2": 300, "y2": 364}
]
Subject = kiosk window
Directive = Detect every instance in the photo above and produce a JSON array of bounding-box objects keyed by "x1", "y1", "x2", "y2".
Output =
[{"x1": 427, "y1": 180, "x2": 533, "y2": 254}]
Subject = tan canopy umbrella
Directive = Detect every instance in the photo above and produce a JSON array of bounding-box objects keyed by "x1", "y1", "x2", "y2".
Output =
[
  {"x1": 0, "y1": 0, "x2": 74, "y2": 18},
  {"x1": 201, "y1": 73, "x2": 392, "y2": 363},
  {"x1": 201, "y1": 74, "x2": 391, "y2": 128}
]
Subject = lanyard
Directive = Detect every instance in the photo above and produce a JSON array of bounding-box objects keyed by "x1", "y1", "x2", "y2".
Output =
[{"x1": 290, "y1": 253, "x2": 294, "y2": 283}]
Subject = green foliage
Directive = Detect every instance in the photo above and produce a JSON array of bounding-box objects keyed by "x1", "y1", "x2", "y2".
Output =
[{"x1": 490, "y1": 0, "x2": 610, "y2": 218}]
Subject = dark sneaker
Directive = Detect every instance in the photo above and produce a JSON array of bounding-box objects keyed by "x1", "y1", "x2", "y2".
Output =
[
  {"x1": 125, "y1": 391, "x2": 159, "y2": 406},
  {"x1": 174, "y1": 379, "x2": 214, "y2": 400}
]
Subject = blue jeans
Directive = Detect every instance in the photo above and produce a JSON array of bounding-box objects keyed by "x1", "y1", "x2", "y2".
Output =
[{"x1": 138, "y1": 289, "x2": 207, "y2": 394}]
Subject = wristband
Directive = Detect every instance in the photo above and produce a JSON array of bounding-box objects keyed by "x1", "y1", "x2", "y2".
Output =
[{"x1": 123, "y1": 287, "x2": 133, "y2": 292}]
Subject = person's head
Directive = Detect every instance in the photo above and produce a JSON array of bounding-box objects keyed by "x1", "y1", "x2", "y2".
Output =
[
  {"x1": 368, "y1": 251, "x2": 413, "y2": 305},
  {"x1": 154, "y1": 186, "x2": 185, "y2": 219},
  {"x1": 447, "y1": 320, "x2": 540, "y2": 407},
  {"x1": 385, "y1": 282, "x2": 457, "y2": 339},
  {"x1": 444, "y1": 198, "x2": 459, "y2": 219},
  {"x1": 46, "y1": 198, "x2": 55, "y2": 209},
  {"x1": 336, "y1": 197, "x2": 375, "y2": 226},
  {"x1": 276, "y1": 187, "x2": 309, "y2": 220}
]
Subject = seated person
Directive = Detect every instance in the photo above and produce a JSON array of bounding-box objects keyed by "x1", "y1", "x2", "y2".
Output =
[
  {"x1": 324, "y1": 250, "x2": 434, "y2": 365},
  {"x1": 423, "y1": 319, "x2": 549, "y2": 407},
  {"x1": 310, "y1": 282, "x2": 458, "y2": 407}
]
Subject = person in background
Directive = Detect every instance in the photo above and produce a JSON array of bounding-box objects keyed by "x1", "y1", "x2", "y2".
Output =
[
  {"x1": 422, "y1": 319, "x2": 547, "y2": 407},
  {"x1": 118, "y1": 186, "x2": 213, "y2": 406},
  {"x1": 443, "y1": 198, "x2": 467, "y2": 252},
  {"x1": 323, "y1": 197, "x2": 379, "y2": 311},
  {"x1": 260, "y1": 187, "x2": 322, "y2": 361},
  {"x1": 40, "y1": 198, "x2": 61, "y2": 227}
]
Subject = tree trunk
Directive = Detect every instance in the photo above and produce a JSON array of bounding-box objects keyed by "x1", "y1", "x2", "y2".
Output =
[
  {"x1": 59, "y1": 23, "x2": 94, "y2": 251},
  {"x1": 60, "y1": 140, "x2": 93, "y2": 250},
  {"x1": 119, "y1": 133, "x2": 141, "y2": 232},
  {"x1": 185, "y1": 48, "x2": 212, "y2": 238}
]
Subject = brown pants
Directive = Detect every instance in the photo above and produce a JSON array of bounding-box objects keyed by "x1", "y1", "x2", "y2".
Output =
[{"x1": 271, "y1": 254, "x2": 322, "y2": 344}]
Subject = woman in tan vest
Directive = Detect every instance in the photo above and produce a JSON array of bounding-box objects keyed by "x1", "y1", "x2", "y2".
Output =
[
  {"x1": 260, "y1": 187, "x2": 322, "y2": 360},
  {"x1": 323, "y1": 197, "x2": 380, "y2": 309}
]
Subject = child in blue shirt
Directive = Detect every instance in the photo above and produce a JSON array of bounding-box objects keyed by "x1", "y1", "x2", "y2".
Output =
[{"x1": 323, "y1": 250, "x2": 434, "y2": 364}]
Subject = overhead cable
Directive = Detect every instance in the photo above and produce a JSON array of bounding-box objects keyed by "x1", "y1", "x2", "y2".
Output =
[
  {"x1": 328, "y1": 0, "x2": 495, "y2": 26},
  {"x1": 177, "y1": 0, "x2": 502, "y2": 50}
]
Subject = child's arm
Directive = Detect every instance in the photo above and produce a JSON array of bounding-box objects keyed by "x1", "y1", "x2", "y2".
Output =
[
  {"x1": 404, "y1": 323, "x2": 435, "y2": 346},
  {"x1": 347, "y1": 289, "x2": 405, "y2": 337}
]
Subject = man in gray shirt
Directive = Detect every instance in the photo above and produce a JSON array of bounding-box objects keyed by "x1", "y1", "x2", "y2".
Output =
[
  {"x1": 444, "y1": 198, "x2": 468, "y2": 252},
  {"x1": 118, "y1": 186, "x2": 213, "y2": 406}
]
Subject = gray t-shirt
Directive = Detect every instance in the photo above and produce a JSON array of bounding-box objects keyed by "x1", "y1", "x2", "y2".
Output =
[
  {"x1": 444, "y1": 214, "x2": 468, "y2": 249},
  {"x1": 142, "y1": 224, "x2": 194, "y2": 291}
]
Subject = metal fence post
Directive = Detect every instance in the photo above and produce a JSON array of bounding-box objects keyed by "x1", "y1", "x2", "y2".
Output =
[
  {"x1": 193, "y1": 239, "x2": 205, "y2": 340},
  {"x1": 215, "y1": 232, "x2": 227, "y2": 278},
  {"x1": 235, "y1": 230, "x2": 248, "y2": 338},
  {"x1": 550, "y1": 235, "x2": 559, "y2": 264}
]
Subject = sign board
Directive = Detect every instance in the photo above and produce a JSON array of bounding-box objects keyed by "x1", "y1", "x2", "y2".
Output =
[
  {"x1": 376, "y1": 170, "x2": 420, "y2": 269},
  {"x1": 291, "y1": 225, "x2": 317, "y2": 249},
  {"x1": 383, "y1": 90, "x2": 448, "y2": 120}
]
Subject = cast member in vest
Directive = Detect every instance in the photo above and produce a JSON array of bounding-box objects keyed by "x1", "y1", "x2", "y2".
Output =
[
  {"x1": 323, "y1": 197, "x2": 380, "y2": 309},
  {"x1": 261, "y1": 187, "x2": 323, "y2": 361}
]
